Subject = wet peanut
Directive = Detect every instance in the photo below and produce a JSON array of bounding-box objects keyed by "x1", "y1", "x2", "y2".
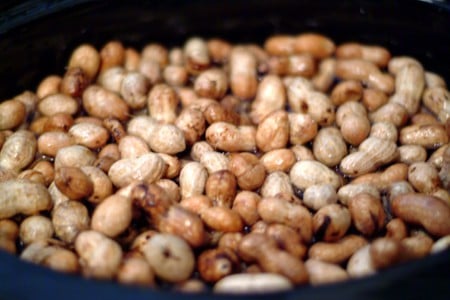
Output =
[
  {"x1": 228, "y1": 152, "x2": 266, "y2": 191},
  {"x1": 336, "y1": 59, "x2": 394, "y2": 94},
  {"x1": 391, "y1": 193, "x2": 450, "y2": 237},
  {"x1": 348, "y1": 193, "x2": 386, "y2": 236},
  {"x1": 308, "y1": 235, "x2": 368, "y2": 264},
  {"x1": 336, "y1": 43, "x2": 390, "y2": 67}
]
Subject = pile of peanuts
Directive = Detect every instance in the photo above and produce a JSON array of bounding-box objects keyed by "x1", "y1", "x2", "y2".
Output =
[{"x1": 0, "y1": 32, "x2": 449, "y2": 294}]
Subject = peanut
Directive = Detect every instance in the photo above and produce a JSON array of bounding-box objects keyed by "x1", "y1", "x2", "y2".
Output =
[
  {"x1": 290, "y1": 160, "x2": 342, "y2": 190},
  {"x1": 399, "y1": 124, "x2": 448, "y2": 149},
  {"x1": 0, "y1": 99, "x2": 26, "y2": 130},
  {"x1": 305, "y1": 259, "x2": 348, "y2": 285},
  {"x1": 0, "y1": 180, "x2": 52, "y2": 218},
  {"x1": 75, "y1": 230, "x2": 122, "y2": 279},
  {"x1": 308, "y1": 235, "x2": 368, "y2": 264},
  {"x1": 336, "y1": 59, "x2": 394, "y2": 94},
  {"x1": 141, "y1": 233, "x2": 194, "y2": 282},
  {"x1": 250, "y1": 75, "x2": 286, "y2": 124},
  {"x1": 391, "y1": 193, "x2": 450, "y2": 237},
  {"x1": 336, "y1": 43, "x2": 390, "y2": 67}
]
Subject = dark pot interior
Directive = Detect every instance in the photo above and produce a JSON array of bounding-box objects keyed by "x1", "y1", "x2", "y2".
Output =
[{"x1": 0, "y1": 1, "x2": 449, "y2": 299}]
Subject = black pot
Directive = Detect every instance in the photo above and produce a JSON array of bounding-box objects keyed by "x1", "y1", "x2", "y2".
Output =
[{"x1": 0, "y1": 1, "x2": 449, "y2": 299}]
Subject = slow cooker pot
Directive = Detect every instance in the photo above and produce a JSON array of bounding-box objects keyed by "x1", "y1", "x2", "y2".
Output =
[{"x1": 0, "y1": 1, "x2": 449, "y2": 299}]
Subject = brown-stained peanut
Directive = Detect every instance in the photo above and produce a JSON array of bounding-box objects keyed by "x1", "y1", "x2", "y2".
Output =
[
  {"x1": 207, "y1": 38, "x2": 231, "y2": 63},
  {"x1": 256, "y1": 110, "x2": 289, "y2": 152},
  {"x1": 385, "y1": 218, "x2": 408, "y2": 241},
  {"x1": 369, "y1": 237, "x2": 402, "y2": 270},
  {"x1": 68, "y1": 44, "x2": 100, "y2": 81},
  {"x1": 238, "y1": 233, "x2": 309, "y2": 284},
  {"x1": 336, "y1": 43, "x2": 391, "y2": 67},
  {"x1": 330, "y1": 80, "x2": 363, "y2": 106},
  {"x1": 408, "y1": 162, "x2": 440, "y2": 193},
  {"x1": 264, "y1": 35, "x2": 296, "y2": 56},
  {"x1": 231, "y1": 191, "x2": 261, "y2": 226},
  {"x1": 100, "y1": 41, "x2": 125, "y2": 71},
  {"x1": 194, "y1": 68, "x2": 228, "y2": 100},
  {"x1": 0, "y1": 99, "x2": 26, "y2": 130},
  {"x1": 401, "y1": 233, "x2": 434, "y2": 261},
  {"x1": 312, "y1": 58, "x2": 336, "y2": 92},
  {"x1": 257, "y1": 196, "x2": 313, "y2": 243},
  {"x1": 82, "y1": 85, "x2": 129, "y2": 121},
  {"x1": 336, "y1": 101, "x2": 370, "y2": 146},
  {"x1": 336, "y1": 59, "x2": 394, "y2": 94},
  {"x1": 60, "y1": 67, "x2": 89, "y2": 97},
  {"x1": 294, "y1": 33, "x2": 335, "y2": 59},
  {"x1": 348, "y1": 193, "x2": 386, "y2": 237},
  {"x1": 362, "y1": 88, "x2": 389, "y2": 112},
  {"x1": 286, "y1": 77, "x2": 335, "y2": 126},
  {"x1": 0, "y1": 219, "x2": 19, "y2": 253},
  {"x1": 176, "y1": 108, "x2": 206, "y2": 146},
  {"x1": 228, "y1": 152, "x2": 265, "y2": 191},
  {"x1": 55, "y1": 167, "x2": 93, "y2": 200},
  {"x1": 147, "y1": 84, "x2": 179, "y2": 124},
  {"x1": 308, "y1": 235, "x2": 368, "y2": 264},
  {"x1": 205, "y1": 170, "x2": 237, "y2": 208},
  {"x1": 206, "y1": 122, "x2": 256, "y2": 152},
  {"x1": 201, "y1": 207, "x2": 244, "y2": 233},
  {"x1": 391, "y1": 193, "x2": 450, "y2": 237},
  {"x1": 197, "y1": 247, "x2": 239, "y2": 283},
  {"x1": 117, "y1": 252, "x2": 155, "y2": 286},
  {"x1": 313, "y1": 204, "x2": 351, "y2": 242}
]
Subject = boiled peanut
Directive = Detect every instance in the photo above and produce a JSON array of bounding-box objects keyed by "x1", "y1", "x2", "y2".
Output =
[{"x1": 391, "y1": 193, "x2": 450, "y2": 237}]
